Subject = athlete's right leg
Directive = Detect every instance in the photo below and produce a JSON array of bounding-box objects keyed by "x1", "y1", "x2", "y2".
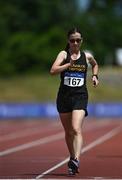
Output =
[
  {"x1": 59, "y1": 112, "x2": 82, "y2": 175},
  {"x1": 59, "y1": 113, "x2": 73, "y2": 158},
  {"x1": 71, "y1": 109, "x2": 85, "y2": 161}
]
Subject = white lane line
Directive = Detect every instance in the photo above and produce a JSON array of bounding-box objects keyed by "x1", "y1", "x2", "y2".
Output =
[
  {"x1": 0, "y1": 119, "x2": 109, "y2": 143},
  {"x1": 39, "y1": 179, "x2": 106, "y2": 180},
  {"x1": 0, "y1": 127, "x2": 47, "y2": 142},
  {"x1": 83, "y1": 120, "x2": 110, "y2": 131},
  {"x1": 0, "y1": 132, "x2": 64, "y2": 157},
  {"x1": 0, "y1": 120, "x2": 112, "y2": 157},
  {"x1": 0, "y1": 121, "x2": 60, "y2": 142},
  {"x1": 39, "y1": 179, "x2": 95, "y2": 180},
  {"x1": 36, "y1": 126, "x2": 121, "y2": 179}
]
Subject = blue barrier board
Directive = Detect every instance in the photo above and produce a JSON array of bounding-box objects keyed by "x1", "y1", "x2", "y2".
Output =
[{"x1": 0, "y1": 102, "x2": 122, "y2": 119}]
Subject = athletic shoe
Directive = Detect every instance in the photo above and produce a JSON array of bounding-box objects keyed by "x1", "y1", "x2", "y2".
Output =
[{"x1": 68, "y1": 158, "x2": 80, "y2": 175}]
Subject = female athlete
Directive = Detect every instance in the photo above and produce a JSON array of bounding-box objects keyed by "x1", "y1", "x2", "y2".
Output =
[{"x1": 50, "y1": 27, "x2": 99, "y2": 175}]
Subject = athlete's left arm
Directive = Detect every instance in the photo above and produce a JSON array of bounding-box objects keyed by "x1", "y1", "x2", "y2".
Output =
[{"x1": 85, "y1": 52, "x2": 99, "y2": 87}]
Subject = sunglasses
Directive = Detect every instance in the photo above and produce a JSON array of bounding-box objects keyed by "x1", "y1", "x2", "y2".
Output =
[{"x1": 69, "y1": 38, "x2": 82, "y2": 43}]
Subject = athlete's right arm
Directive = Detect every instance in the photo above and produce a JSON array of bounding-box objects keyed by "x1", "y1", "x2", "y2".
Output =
[{"x1": 50, "y1": 51, "x2": 71, "y2": 75}]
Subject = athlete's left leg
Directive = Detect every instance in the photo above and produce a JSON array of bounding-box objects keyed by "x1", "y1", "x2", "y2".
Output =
[{"x1": 71, "y1": 109, "x2": 85, "y2": 160}]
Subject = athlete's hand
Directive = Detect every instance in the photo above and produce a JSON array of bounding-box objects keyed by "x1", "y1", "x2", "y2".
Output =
[
  {"x1": 70, "y1": 59, "x2": 75, "y2": 66},
  {"x1": 70, "y1": 55, "x2": 77, "y2": 66},
  {"x1": 92, "y1": 76, "x2": 99, "y2": 87}
]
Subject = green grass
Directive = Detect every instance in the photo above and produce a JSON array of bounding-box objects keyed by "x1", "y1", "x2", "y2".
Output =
[
  {"x1": 0, "y1": 73, "x2": 59, "y2": 102},
  {"x1": 0, "y1": 67, "x2": 122, "y2": 102},
  {"x1": 87, "y1": 66, "x2": 122, "y2": 102}
]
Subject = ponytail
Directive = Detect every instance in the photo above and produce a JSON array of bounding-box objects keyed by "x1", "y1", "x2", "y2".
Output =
[{"x1": 65, "y1": 43, "x2": 69, "y2": 53}]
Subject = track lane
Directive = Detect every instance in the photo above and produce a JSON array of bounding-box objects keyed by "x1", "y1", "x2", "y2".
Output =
[
  {"x1": 36, "y1": 125, "x2": 122, "y2": 179},
  {"x1": 1, "y1": 119, "x2": 121, "y2": 179},
  {"x1": 0, "y1": 119, "x2": 111, "y2": 151}
]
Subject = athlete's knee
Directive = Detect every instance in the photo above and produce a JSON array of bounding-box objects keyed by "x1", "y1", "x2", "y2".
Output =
[
  {"x1": 72, "y1": 127, "x2": 82, "y2": 136},
  {"x1": 65, "y1": 127, "x2": 81, "y2": 137},
  {"x1": 65, "y1": 129, "x2": 73, "y2": 137}
]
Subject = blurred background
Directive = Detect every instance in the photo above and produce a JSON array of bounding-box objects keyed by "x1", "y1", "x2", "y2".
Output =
[{"x1": 0, "y1": 0, "x2": 122, "y2": 119}]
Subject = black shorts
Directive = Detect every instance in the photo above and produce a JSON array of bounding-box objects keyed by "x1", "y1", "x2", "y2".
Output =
[{"x1": 56, "y1": 90, "x2": 88, "y2": 116}]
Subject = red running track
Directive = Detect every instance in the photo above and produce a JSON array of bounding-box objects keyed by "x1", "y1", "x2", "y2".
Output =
[{"x1": 0, "y1": 118, "x2": 122, "y2": 180}]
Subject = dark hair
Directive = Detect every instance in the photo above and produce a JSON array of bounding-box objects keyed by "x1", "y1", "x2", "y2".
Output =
[
  {"x1": 67, "y1": 27, "x2": 82, "y2": 38},
  {"x1": 65, "y1": 27, "x2": 83, "y2": 52}
]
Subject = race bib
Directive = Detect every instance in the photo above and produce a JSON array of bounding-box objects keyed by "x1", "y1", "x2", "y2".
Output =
[{"x1": 64, "y1": 72, "x2": 84, "y2": 87}]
